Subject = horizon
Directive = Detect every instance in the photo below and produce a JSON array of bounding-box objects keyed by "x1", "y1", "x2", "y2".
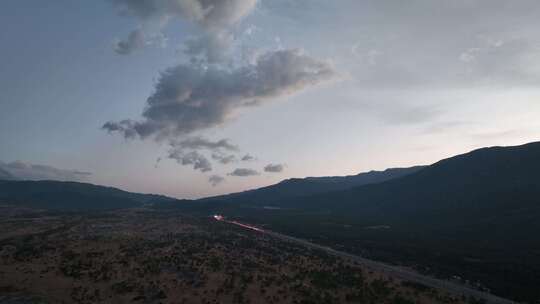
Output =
[
  {"x1": 1, "y1": 139, "x2": 537, "y2": 200},
  {"x1": 2, "y1": 1, "x2": 540, "y2": 199},
  {"x1": 2, "y1": 2, "x2": 540, "y2": 303}
]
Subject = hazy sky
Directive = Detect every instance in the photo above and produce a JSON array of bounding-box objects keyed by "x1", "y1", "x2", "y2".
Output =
[{"x1": 2, "y1": 0, "x2": 540, "y2": 199}]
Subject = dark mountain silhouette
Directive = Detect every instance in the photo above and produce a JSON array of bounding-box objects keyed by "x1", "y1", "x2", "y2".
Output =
[
  {"x1": 201, "y1": 166, "x2": 425, "y2": 204},
  {"x1": 2, "y1": 142, "x2": 540, "y2": 301},
  {"x1": 279, "y1": 141, "x2": 540, "y2": 228},
  {"x1": 182, "y1": 141, "x2": 540, "y2": 302},
  {"x1": 0, "y1": 180, "x2": 176, "y2": 210}
]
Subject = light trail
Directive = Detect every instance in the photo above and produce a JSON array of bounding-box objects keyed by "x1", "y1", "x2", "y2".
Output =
[
  {"x1": 213, "y1": 214, "x2": 516, "y2": 304},
  {"x1": 213, "y1": 214, "x2": 264, "y2": 232}
]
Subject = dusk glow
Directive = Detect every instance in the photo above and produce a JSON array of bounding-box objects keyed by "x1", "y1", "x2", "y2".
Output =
[
  {"x1": 2, "y1": 1, "x2": 540, "y2": 199},
  {"x1": 1, "y1": 1, "x2": 539, "y2": 303}
]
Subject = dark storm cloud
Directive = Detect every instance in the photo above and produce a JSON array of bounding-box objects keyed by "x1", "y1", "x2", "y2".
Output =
[
  {"x1": 103, "y1": 49, "x2": 335, "y2": 140},
  {"x1": 264, "y1": 163, "x2": 284, "y2": 173},
  {"x1": 228, "y1": 168, "x2": 259, "y2": 177},
  {"x1": 167, "y1": 150, "x2": 212, "y2": 172},
  {"x1": 208, "y1": 175, "x2": 225, "y2": 186},
  {"x1": 0, "y1": 161, "x2": 92, "y2": 182}
]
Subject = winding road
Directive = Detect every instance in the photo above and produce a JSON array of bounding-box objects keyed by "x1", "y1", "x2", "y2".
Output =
[{"x1": 214, "y1": 215, "x2": 517, "y2": 304}]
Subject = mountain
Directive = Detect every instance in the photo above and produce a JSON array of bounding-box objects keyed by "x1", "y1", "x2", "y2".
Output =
[
  {"x1": 186, "y1": 141, "x2": 540, "y2": 302},
  {"x1": 282, "y1": 141, "x2": 540, "y2": 227},
  {"x1": 0, "y1": 180, "x2": 177, "y2": 210},
  {"x1": 201, "y1": 166, "x2": 425, "y2": 204}
]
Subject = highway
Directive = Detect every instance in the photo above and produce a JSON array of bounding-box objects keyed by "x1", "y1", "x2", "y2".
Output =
[{"x1": 214, "y1": 215, "x2": 517, "y2": 304}]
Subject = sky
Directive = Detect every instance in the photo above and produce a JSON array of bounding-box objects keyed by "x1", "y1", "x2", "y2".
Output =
[{"x1": 1, "y1": 0, "x2": 540, "y2": 199}]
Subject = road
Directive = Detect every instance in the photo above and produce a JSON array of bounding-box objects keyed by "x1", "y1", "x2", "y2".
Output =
[{"x1": 214, "y1": 215, "x2": 517, "y2": 304}]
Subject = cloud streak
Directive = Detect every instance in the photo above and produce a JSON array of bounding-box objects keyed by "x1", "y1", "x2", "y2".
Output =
[
  {"x1": 212, "y1": 153, "x2": 236, "y2": 164},
  {"x1": 241, "y1": 154, "x2": 255, "y2": 161},
  {"x1": 208, "y1": 175, "x2": 225, "y2": 186},
  {"x1": 171, "y1": 137, "x2": 238, "y2": 152},
  {"x1": 228, "y1": 168, "x2": 259, "y2": 177},
  {"x1": 0, "y1": 161, "x2": 92, "y2": 182},
  {"x1": 264, "y1": 163, "x2": 285, "y2": 173}
]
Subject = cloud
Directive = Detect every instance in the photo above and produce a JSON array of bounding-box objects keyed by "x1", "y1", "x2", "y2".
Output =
[
  {"x1": 184, "y1": 31, "x2": 234, "y2": 64},
  {"x1": 111, "y1": 0, "x2": 257, "y2": 60},
  {"x1": 458, "y1": 38, "x2": 540, "y2": 85},
  {"x1": 167, "y1": 150, "x2": 212, "y2": 172},
  {"x1": 211, "y1": 153, "x2": 236, "y2": 164},
  {"x1": 111, "y1": 0, "x2": 257, "y2": 29},
  {"x1": 0, "y1": 161, "x2": 92, "y2": 182},
  {"x1": 165, "y1": 137, "x2": 241, "y2": 171},
  {"x1": 171, "y1": 137, "x2": 238, "y2": 152},
  {"x1": 208, "y1": 175, "x2": 225, "y2": 186},
  {"x1": 241, "y1": 154, "x2": 255, "y2": 161},
  {"x1": 263, "y1": 0, "x2": 540, "y2": 89},
  {"x1": 115, "y1": 29, "x2": 145, "y2": 55},
  {"x1": 104, "y1": 1, "x2": 337, "y2": 177},
  {"x1": 228, "y1": 168, "x2": 259, "y2": 177},
  {"x1": 103, "y1": 120, "x2": 139, "y2": 139},
  {"x1": 264, "y1": 163, "x2": 285, "y2": 173},
  {"x1": 103, "y1": 49, "x2": 335, "y2": 140}
]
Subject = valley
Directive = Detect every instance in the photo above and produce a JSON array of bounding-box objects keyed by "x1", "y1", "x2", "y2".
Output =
[{"x1": 0, "y1": 206, "x2": 477, "y2": 304}]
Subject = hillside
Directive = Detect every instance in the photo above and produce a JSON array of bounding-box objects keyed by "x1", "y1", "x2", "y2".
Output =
[
  {"x1": 2, "y1": 142, "x2": 539, "y2": 301},
  {"x1": 185, "y1": 141, "x2": 540, "y2": 302},
  {"x1": 202, "y1": 166, "x2": 425, "y2": 204},
  {"x1": 282, "y1": 142, "x2": 540, "y2": 225},
  {"x1": 0, "y1": 180, "x2": 176, "y2": 210}
]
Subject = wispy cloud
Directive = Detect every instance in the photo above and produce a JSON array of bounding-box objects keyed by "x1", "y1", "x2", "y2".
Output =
[
  {"x1": 228, "y1": 168, "x2": 260, "y2": 177},
  {"x1": 0, "y1": 161, "x2": 91, "y2": 182},
  {"x1": 209, "y1": 175, "x2": 225, "y2": 186},
  {"x1": 264, "y1": 163, "x2": 285, "y2": 173},
  {"x1": 241, "y1": 154, "x2": 256, "y2": 161}
]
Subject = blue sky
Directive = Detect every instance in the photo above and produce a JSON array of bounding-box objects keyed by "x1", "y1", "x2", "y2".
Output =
[{"x1": 2, "y1": 0, "x2": 540, "y2": 198}]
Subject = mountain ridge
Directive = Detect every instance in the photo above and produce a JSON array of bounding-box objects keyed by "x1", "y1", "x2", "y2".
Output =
[
  {"x1": 191, "y1": 141, "x2": 540, "y2": 302},
  {"x1": 0, "y1": 179, "x2": 177, "y2": 210},
  {"x1": 200, "y1": 166, "x2": 426, "y2": 204}
]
